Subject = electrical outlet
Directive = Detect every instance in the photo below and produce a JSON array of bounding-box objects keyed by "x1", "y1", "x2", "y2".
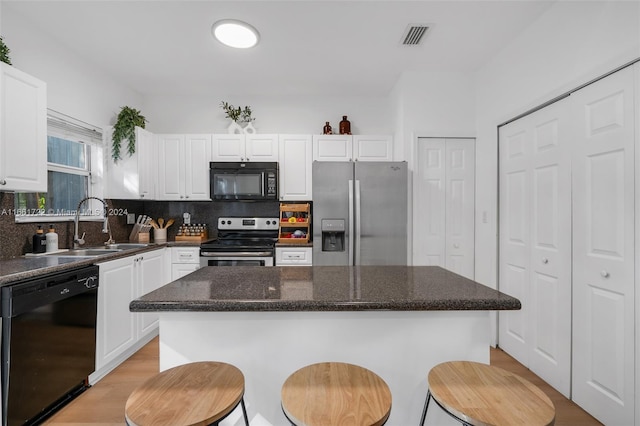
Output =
[{"x1": 127, "y1": 213, "x2": 136, "y2": 224}]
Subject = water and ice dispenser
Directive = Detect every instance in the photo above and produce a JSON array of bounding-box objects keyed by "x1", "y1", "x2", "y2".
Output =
[{"x1": 321, "y1": 219, "x2": 345, "y2": 252}]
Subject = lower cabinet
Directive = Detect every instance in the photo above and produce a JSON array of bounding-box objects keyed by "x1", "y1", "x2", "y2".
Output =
[
  {"x1": 93, "y1": 248, "x2": 167, "y2": 382},
  {"x1": 171, "y1": 246, "x2": 201, "y2": 280},
  {"x1": 276, "y1": 246, "x2": 312, "y2": 266}
]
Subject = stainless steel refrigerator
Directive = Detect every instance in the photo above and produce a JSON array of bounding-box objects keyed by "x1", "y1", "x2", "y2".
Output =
[{"x1": 312, "y1": 161, "x2": 408, "y2": 266}]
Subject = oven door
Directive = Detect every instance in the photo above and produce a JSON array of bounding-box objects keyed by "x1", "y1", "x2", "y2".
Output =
[{"x1": 200, "y1": 252, "x2": 274, "y2": 267}]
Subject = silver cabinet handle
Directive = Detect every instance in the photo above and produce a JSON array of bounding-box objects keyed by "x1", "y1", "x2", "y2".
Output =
[
  {"x1": 0, "y1": 179, "x2": 6, "y2": 185},
  {"x1": 453, "y1": 243, "x2": 460, "y2": 249},
  {"x1": 542, "y1": 258, "x2": 548, "y2": 264},
  {"x1": 601, "y1": 270, "x2": 610, "y2": 278}
]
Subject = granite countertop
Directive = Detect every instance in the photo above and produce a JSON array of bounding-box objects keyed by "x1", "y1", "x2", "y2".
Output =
[
  {"x1": 130, "y1": 266, "x2": 521, "y2": 312},
  {"x1": 0, "y1": 241, "x2": 199, "y2": 286}
]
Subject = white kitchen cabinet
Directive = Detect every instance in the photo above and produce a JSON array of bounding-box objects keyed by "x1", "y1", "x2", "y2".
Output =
[
  {"x1": 157, "y1": 134, "x2": 212, "y2": 200},
  {"x1": 312, "y1": 135, "x2": 352, "y2": 161},
  {"x1": 212, "y1": 133, "x2": 278, "y2": 162},
  {"x1": 105, "y1": 126, "x2": 156, "y2": 199},
  {"x1": 171, "y1": 246, "x2": 200, "y2": 280},
  {"x1": 352, "y1": 135, "x2": 393, "y2": 161},
  {"x1": 275, "y1": 246, "x2": 312, "y2": 266},
  {"x1": 0, "y1": 63, "x2": 47, "y2": 192},
  {"x1": 95, "y1": 248, "x2": 167, "y2": 381},
  {"x1": 278, "y1": 134, "x2": 312, "y2": 200},
  {"x1": 313, "y1": 134, "x2": 393, "y2": 162}
]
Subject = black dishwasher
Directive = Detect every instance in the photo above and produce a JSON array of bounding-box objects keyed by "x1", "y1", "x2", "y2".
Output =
[{"x1": 1, "y1": 265, "x2": 99, "y2": 426}]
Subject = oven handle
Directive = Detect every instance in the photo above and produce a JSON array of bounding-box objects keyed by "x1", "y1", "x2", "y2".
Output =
[{"x1": 200, "y1": 251, "x2": 273, "y2": 257}]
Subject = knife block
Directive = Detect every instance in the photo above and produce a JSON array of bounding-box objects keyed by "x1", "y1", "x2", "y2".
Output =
[{"x1": 132, "y1": 232, "x2": 150, "y2": 243}]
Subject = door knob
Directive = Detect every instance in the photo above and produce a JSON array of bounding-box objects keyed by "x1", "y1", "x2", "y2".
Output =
[
  {"x1": 600, "y1": 270, "x2": 610, "y2": 278},
  {"x1": 0, "y1": 179, "x2": 6, "y2": 185},
  {"x1": 453, "y1": 243, "x2": 459, "y2": 249},
  {"x1": 542, "y1": 257, "x2": 548, "y2": 264}
]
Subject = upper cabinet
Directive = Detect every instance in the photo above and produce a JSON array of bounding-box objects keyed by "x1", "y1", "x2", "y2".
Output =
[
  {"x1": 279, "y1": 134, "x2": 312, "y2": 201},
  {"x1": 157, "y1": 134, "x2": 212, "y2": 201},
  {"x1": 313, "y1": 134, "x2": 393, "y2": 161},
  {"x1": 0, "y1": 63, "x2": 47, "y2": 192},
  {"x1": 106, "y1": 126, "x2": 156, "y2": 200},
  {"x1": 212, "y1": 134, "x2": 278, "y2": 162}
]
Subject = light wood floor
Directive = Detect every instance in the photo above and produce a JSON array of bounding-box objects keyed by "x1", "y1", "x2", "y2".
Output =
[{"x1": 44, "y1": 337, "x2": 602, "y2": 426}]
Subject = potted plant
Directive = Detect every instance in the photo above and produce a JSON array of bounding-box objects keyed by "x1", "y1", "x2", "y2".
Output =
[
  {"x1": 111, "y1": 106, "x2": 147, "y2": 162},
  {"x1": 220, "y1": 101, "x2": 256, "y2": 134},
  {"x1": 0, "y1": 36, "x2": 12, "y2": 65}
]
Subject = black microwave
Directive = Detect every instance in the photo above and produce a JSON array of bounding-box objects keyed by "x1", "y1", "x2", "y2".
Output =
[{"x1": 210, "y1": 162, "x2": 278, "y2": 201}]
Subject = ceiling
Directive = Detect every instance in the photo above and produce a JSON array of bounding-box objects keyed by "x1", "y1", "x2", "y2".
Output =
[{"x1": 3, "y1": 0, "x2": 555, "y2": 97}]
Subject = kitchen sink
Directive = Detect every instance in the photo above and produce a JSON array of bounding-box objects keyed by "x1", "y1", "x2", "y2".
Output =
[
  {"x1": 56, "y1": 248, "x2": 123, "y2": 257},
  {"x1": 104, "y1": 243, "x2": 153, "y2": 250}
]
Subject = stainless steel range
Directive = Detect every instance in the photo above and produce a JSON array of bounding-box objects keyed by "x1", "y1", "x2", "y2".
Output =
[{"x1": 200, "y1": 217, "x2": 279, "y2": 267}]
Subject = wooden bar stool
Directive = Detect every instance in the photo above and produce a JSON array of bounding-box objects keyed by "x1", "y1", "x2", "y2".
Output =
[
  {"x1": 125, "y1": 361, "x2": 250, "y2": 426},
  {"x1": 420, "y1": 361, "x2": 555, "y2": 426},
  {"x1": 281, "y1": 362, "x2": 392, "y2": 426}
]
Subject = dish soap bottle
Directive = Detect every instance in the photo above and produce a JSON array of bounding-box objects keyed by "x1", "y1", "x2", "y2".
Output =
[
  {"x1": 32, "y1": 225, "x2": 46, "y2": 254},
  {"x1": 46, "y1": 224, "x2": 59, "y2": 253}
]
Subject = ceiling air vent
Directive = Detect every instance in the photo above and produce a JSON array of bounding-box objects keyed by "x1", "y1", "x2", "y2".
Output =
[{"x1": 401, "y1": 25, "x2": 429, "y2": 46}]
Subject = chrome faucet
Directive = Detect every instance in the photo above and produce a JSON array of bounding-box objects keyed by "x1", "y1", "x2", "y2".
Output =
[{"x1": 74, "y1": 197, "x2": 115, "y2": 249}]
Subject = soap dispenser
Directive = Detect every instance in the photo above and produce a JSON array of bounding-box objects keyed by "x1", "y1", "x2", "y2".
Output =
[
  {"x1": 45, "y1": 224, "x2": 59, "y2": 253},
  {"x1": 32, "y1": 225, "x2": 46, "y2": 254}
]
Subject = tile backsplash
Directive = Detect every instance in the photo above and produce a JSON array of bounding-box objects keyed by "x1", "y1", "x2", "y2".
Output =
[{"x1": 0, "y1": 193, "x2": 284, "y2": 260}]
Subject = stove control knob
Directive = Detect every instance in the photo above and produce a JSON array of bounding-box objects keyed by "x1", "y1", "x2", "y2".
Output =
[
  {"x1": 266, "y1": 220, "x2": 272, "y2": 225},
  {"x1": 227, "y1": 220, "x2": 232, "y2": 225}
]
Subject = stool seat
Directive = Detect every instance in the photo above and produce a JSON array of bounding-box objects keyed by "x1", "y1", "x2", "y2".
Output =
[
  {"x1": 423, "y1": 361, "x2": 555, "y2": 426},
  {"x1": 125, "y1": 361, "x2": 247, "y2": 426},
  {"x1": 281, "y1": 362, "x2": 392, "y2": 426}
]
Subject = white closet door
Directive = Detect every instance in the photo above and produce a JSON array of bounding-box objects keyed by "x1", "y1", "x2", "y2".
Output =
[
  {"x1": 498, "y1": 98, "x2": 572, "y2": 398},
  {"x1": 445, "y1": 139, "x2": 475, "y2": 279},
  {"x1": 527, "y1": 100, "x2": 572, "y2": 397},
  {"x1": 414, "y1": 138, "x2": 475, "y2": 279},
  {"x1": 499, "y1": 116, "x2": 532, "y2": 366},
  {"x1": 571, "y1": 66, "x2": 635, "y2": 426},
  {"x1": 415, "y1": 138, "x2": 447, "y2": 267}
]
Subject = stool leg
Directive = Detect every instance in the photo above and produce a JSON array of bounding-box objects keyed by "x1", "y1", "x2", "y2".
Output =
[
  {"x1": 419, "y1": 390, "x2": 432, "y2": 426},
  {"x1": 240, "y1": 397, "x2": 250, "y2": 426}
]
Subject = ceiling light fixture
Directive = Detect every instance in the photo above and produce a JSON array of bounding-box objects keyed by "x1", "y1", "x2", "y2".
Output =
[{"x1": 212, "y1": 19, "x2": 260, "y2": 49}]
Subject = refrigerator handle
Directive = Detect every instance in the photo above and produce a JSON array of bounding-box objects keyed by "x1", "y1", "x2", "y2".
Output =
[
  {"x1": 355, "y1": 179, "x2": 361, "y2": 265},
  {"x1": 348, "y1": 179, "x2": 354, "y2": 265}
]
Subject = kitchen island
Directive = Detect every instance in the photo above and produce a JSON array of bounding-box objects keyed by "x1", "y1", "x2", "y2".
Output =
[{"x1": 130, "y1": 266, "x2": 519, "y2": 426}]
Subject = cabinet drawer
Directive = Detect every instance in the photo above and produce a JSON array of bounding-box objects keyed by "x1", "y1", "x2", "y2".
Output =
[
  {"x1": 171, "y1": 246, "x2": 200, "y2": 263},
  {"x1": 276, "y1": 247, "x2": 312, "y2": 265}
]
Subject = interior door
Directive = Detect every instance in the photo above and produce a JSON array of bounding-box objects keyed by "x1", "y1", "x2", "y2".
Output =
[
  {"x1": 498, "y1": 99, "x2": 572, "y2": 397},
  {"x1": 414, "y1": 138, "x2": 475, "y2": 279},
  {"x1": 571, "y1": 66, "x2": 635, "y2": 426}
]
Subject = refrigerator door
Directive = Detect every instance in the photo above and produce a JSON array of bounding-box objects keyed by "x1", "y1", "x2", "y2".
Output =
[
  {"x1": 355, "y1": 162, "x2": 408, "y2": 265},
  {"x1": 312, "y1": 162, "x2": 353, "y2": 266}
]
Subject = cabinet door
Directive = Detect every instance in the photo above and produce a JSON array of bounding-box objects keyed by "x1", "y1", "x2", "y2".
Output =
[
  {"x1": 106, "y1": 126, "x2": 156, "y2": 200},
  {"x1": 157, "y1": 134, "x2": 185, "y2": 200},
  {"x1": 212, "y1": 134, "x2": 245, "y2": 161},
  {"x1": 137, "y1": 249, "x2": 167, "y2": 336},
  {"x1": 0, "y1": 63, "x2": 47, "y2": 192},
  {"x1": 171, "y1": 263, "x2": 200, "y2": 280},
  {"x1": 96, "y1": 256, "x2": 136, "y2": 370},
  {"x1": 246, "y1": 134, "x2": 279, "y2": 161},
  {"x1": 571, "y1": 66, "x2": 635, "y2": 426},
  {"x1": 184, "y1": 134, "x2": 212, "y2": 200},
  {"x1": 312, "y1": 135, "x2": 352, "y2": 161},
  {"x1": 353, "y1": 135, "x2": 393, "y2": 161},
  {"x1": 279, "y1": 134, "x2": 312, "y2": 200}
]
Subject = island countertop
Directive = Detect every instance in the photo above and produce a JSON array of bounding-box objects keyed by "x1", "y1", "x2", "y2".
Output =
[{"x1": 130, "y1": 265, "x2": 520, "y2": 312}]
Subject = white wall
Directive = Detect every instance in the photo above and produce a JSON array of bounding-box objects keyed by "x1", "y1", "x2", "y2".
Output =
[
  {"x1": 474, "y1": 0, "x2": 640, "y2": 290},
  {"x1": 1, "y1": 7, "x2": 142, "y2": 128},
  {"x1": 141, "y1": 94, "x2": 392, "y2": 135}
]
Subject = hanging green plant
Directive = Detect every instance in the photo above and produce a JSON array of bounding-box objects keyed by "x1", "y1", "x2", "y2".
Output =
[
  {"x1": 111, "y1": 106, "x2": 147, "y2": 162},
  {"x1": 0, "y1": 36, "x2": 12, "y2": 65}
]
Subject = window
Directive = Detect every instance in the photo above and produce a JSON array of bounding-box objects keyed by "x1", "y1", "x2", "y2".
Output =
[{"x1": 14, "y1": 110, "x2": 104, "y2": 222}]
